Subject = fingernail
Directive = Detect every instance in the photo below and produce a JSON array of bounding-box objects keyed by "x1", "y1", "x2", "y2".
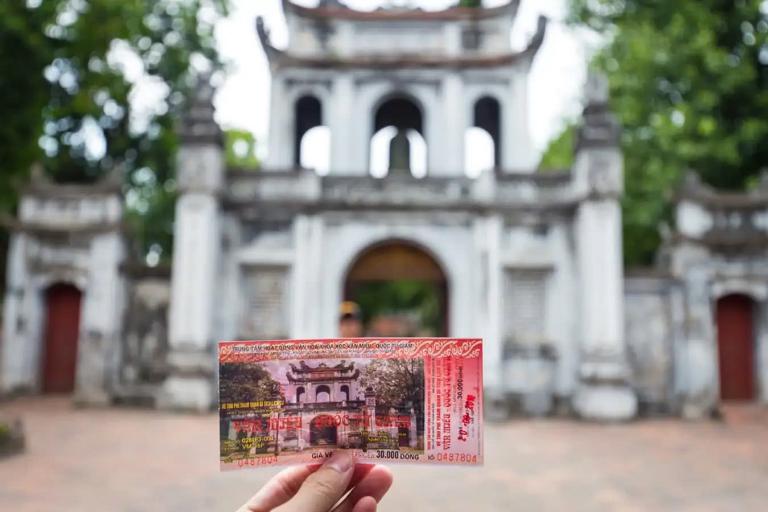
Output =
[{"x1": 324, "y1": 450, "x2": 354, "y2": 473}]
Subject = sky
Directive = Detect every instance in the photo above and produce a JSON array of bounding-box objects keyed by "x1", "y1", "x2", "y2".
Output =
[{"x1": 214, "y1": 0, "x2": 598, "y2": 163}]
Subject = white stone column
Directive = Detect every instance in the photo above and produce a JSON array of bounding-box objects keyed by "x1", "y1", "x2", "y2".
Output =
[
  {"x1": 572, "y1": 78, "x2": 637, "y2": 420},
  {"x1": 159, "y1": 143, "x2": 223, "y2": 411},
  {"x1": 0, "y1": 234, "x2": 28, "y2": 392},
  {"x1": 266, "y1": 76, "x2": 293, "y2": 169},
  {"x1": 434, "y1": 73, "x2": 465, "y2": 177},
  {"x1": 502, "y1": 71, "x2": 535, "y2": 171},
  {"x1": 330, "y1": 75, "x2": 356, "y2": 174}
]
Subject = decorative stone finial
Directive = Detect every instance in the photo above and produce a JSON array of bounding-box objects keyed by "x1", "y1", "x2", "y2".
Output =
[
  {"x1": 179, "y1": 73, "x2": 223, "y2": 146},
  {"x1": 575, "y1": 70, "x2": 620, "y2": 151}
]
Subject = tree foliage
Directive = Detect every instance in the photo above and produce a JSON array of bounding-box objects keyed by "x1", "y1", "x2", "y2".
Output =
[
  {"x1": 0, "y1": 0, "x2": 229, "y2": 263},
  {"x1": 361, "y1": 359, "x2": 425, "y2": 433},
  {"x1": 352, "y1": 281, "x2": 442, "y2": 336},
  {"x1": 568, "y1": 0, "x2": 768, "y2": 264},
  {"x1": 219, "y1": 363, "x2": 284, "y2": 404},
  {"x1": 226, "y1": 129, "x2": 260, "y2": 170},
  {"x1": 539, "y1": 123, "x2": 576, "y2": 171}
]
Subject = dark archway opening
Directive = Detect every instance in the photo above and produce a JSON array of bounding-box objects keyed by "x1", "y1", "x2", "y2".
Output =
[
  {"x1": 42, "y1": 283, "x2": 82, "y2": 393},
  {"x1": 315, "y1": 384, "x2": 331, "y2": 402},
  {"x1": 343, "y1": 241, "x2": 448, "y2": 337},
  {"x1": 371, "y1": 96, "x2": 426, "y2": 177},
  {"x1": 716, "y1": 294, "x2": 756, "y2": 401},
  {"x1": 294, "y1": 95, "x2": 323, "y2": 168},
  {"x1": 473, "y1": 96, "x2": 501, "y2": 168},
  {"x1": 310, "y1": 415, "x2": 338, "y2": 446}
]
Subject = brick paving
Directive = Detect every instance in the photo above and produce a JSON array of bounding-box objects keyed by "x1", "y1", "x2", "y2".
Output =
[{"x1": 1, "y1": 397, "x2": 767, "y2": 511}]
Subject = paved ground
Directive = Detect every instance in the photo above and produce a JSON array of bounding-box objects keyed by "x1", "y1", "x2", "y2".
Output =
[{"x1": 1, "y1": 398, "x2": 767, "y2": 511}]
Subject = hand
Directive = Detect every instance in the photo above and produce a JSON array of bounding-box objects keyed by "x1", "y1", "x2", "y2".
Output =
[{"x1": 237, "y1": 451, "x2": 393, "y2": 512}]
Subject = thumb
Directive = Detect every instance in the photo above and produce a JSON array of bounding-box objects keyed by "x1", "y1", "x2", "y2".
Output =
[{"x1": 274, "y1": 451, "x2": 355, "y2": 512}]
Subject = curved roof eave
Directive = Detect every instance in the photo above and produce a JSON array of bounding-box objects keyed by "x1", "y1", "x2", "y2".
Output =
[
  {"x1": 264, "y1": 15, "x2": 548, "y2": 71},
  {"x1": 282, "y1": 0, "x2": 521, "y2": 22}
]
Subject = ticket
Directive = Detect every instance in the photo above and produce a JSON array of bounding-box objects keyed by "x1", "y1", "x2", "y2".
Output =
[{"x1": 218, "y1": 338, "x2": 483, "y2": 470}]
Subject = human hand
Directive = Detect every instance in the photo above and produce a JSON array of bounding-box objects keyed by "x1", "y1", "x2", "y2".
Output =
[{"x1": 237, "y1": 451, "x2": 393, "y2": 512}]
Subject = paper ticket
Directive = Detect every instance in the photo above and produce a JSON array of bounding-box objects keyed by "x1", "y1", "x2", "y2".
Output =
[{"x1": 218, "y1": 338, "x2": 483, "y2": 470}]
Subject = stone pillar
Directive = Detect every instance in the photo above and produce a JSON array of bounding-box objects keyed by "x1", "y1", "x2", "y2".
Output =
[
  {"x1": 409, "y1": 408, "x2": 417, "y2": 449},
  {"x1": 572, "y1": 74, "x2": 637, "y2": 421},
  {"x1": 1, "y1": 235, "x2": 28, "y2": 392},
  {"x1": 330, "y1": 75, "x2": 356, "y2": 174},
  {"x1": 158, "y1": 77, "x2": 223, "y2": 411},
  {"x1": 434, "y1": 72, "x2": 465, "y2": 176},
  {"x1": 502, "y1": 70, "x2": 535, "y2": 171},
  {"x1": 265, "y1": 76, "x2": 292, "y2": 169}
]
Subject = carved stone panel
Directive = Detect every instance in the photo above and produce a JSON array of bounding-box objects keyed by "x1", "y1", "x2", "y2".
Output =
[
  {"x1": 240, "y1": 266, "x2": 289, "y2": 339},
  {"x1": 502, "y1": 269, "x2": 549, "y2": 354}
]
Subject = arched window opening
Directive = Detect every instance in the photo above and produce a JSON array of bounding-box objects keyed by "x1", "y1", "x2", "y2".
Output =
[
  {"x1": 370, "y1": 96, "x2": 426, "y2": 177},
  {"x1": 316, "y1": 384, "x2": 331, "y2": 403},
  {"x1": 294, "y1": 95, "x2": 329, "y2": 173},
  {"x1": 296, "y1": 386, "x2": 305, "y2": 404},
  {"x1": 466, "y1": 96, "x2": 501, "y2": 176},
  {"x1": 340, "y1": 384, "x2": 350, "y2": 402}
]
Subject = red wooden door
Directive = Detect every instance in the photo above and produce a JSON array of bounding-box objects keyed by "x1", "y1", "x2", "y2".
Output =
[
  {"x1": 42, "y1": 284, "x2": 82, "y2": 393},
  {"x1": 716, "y1": 294, "x2": 755, "y2": 401}
]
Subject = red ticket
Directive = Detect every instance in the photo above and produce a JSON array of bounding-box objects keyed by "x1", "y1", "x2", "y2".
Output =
[{"x1": 218, "y1": 338, "x2": 483, "y2": 470}]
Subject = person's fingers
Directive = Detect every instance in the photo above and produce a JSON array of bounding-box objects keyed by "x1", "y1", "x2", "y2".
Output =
[
  {"x1": 350, "y1": 496, "x2": 378, "y2": 512},
  {"x1": 273, "y1": 451, "x2": 356, "y2": 512},
  {"x1": 332, "y1": 465, "x2": 393, "y2": 512},
  {"x1": 237, "y1": 462, "x2": 375, "y2": 512},
  {"x1": 348, "y1": 464, "x2": 376, "y2": 491},
  {"x1": 238, "y1": 464, "x2": 320, "y2": 512}
]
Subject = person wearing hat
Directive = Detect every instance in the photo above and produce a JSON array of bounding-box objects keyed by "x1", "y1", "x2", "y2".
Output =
[{"x1": 339, "y1": 301, "x2": 363, "y2": 338}]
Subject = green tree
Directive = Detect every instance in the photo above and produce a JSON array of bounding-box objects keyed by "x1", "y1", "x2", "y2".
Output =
[
  {"x1": 0, "y1": 0, "x2": 229, "y2": 264},
  {"x1": 459, "y1": 0, "x2": 482, "y2": 7},
  {"x1": 569, "y1": 0, "x2": 768, "y2": 264},
  {"x1": 361, "y1": 359, "x2": 425, "y2": 435},
  {"x1": 219, "y1": 363, "x2": 285, "y2": 404},
  {"x1": 539, "y1": 123, "x2": 576, "y2": 171},
  {"x1": 352, "y1": 281, "x2": 442, "y2": 336},
  {"x1": 226, "y1": 129, "x2": 260, "y2": 170}
]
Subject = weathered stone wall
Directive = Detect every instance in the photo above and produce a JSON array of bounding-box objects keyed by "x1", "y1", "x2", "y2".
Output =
[
  {"x1": 624, "y1": 273, "x2": 683, "y2": 414},
  {"x1": 116, "y1": 264, "x2": 171, "y2": 405}
]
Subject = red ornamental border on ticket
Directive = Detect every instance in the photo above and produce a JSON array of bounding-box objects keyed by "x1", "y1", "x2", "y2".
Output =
[{"x1": 218, "y1": 338, "x2": 483, "y2": 470}]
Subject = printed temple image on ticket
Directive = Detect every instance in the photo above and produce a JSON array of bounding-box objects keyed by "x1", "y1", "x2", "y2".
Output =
[{"x1": 218, "y1": 338, "x2": 483, "y2": 469}]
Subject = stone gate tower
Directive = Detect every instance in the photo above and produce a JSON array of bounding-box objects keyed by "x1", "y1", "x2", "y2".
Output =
[
  {"x1": 159, "y1": 0, "x2": 638, "y2": 419},
  {"x1": 261, "y1": 0, "x2": 544, "y2": 174}
]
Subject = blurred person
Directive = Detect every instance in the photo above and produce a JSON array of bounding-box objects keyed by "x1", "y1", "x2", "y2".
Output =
[
  {"x1": 236, "y1": 451, "x2": 393, "y2": 512},
  {"x1": 339, "y1": 301, "x2": 363, "y2": 338}
]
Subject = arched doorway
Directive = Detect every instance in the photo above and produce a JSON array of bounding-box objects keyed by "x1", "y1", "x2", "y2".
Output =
[
  {"x1": 310, "y1": 415, "x2": 338, "y2": 446},
  {"x1": 41, "y1": 283, "x2": 83, "y2": 393},
  {"x1": 343, "y1": 241, "x2": 448, "y2": 336},
  {"x1": 716, "y1": 294, "x2": 756, "y2": 401}
]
